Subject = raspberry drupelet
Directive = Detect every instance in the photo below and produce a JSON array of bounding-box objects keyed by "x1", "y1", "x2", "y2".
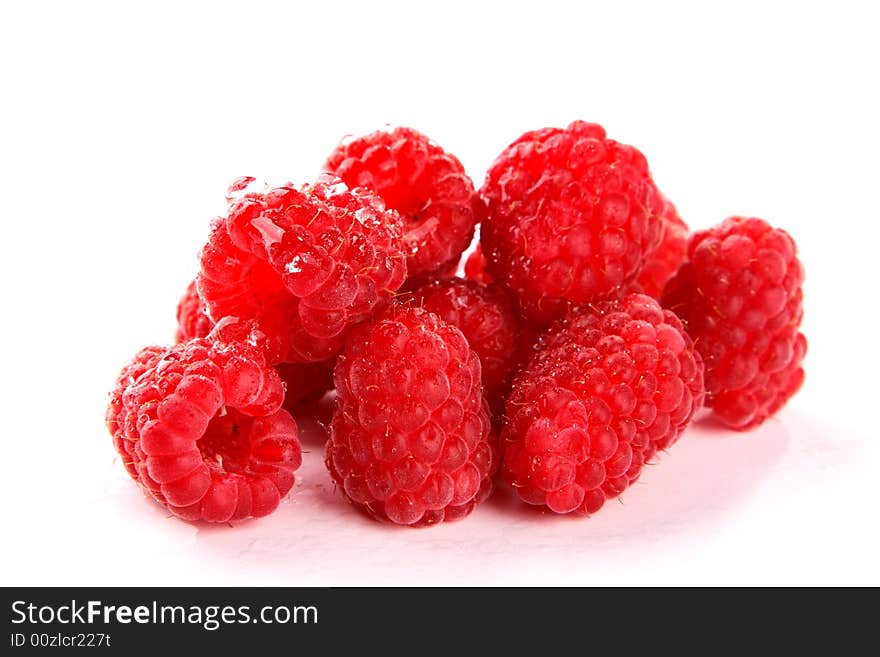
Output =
[
  {"x1": 106, "y1": 336, "x2": 302, "y2": 522},
  {"x1": 464, "y1": 243, "x2": 493, "y2": 285},
  {"x1": 662, "y1": 216, "x2": 806, "y2": 429},
  {"x1": 325, "y1": 127, "x2": 480, "y2": 280},
  {"x1": 197, "y1": 176, "x2": 407, "y2": 364},
  {"x1": 501, "y1": 293, "x2": 705, "y2": 515},
  {"x1": 480, "y1": 121, "x2": 666, "y2": 322},
  {"x1": 175, "y1": 279, "x2": 214, "y2": 342},
  {"x1": 631, "y1": 196, "x2": 688, "y2": 298},
  {"x1": 408, "y1": 277, "x2": 520, "y2": 412},
  {"x1": 175, "y1": 283, "x2": 335, "y2": 413},
  {"x1": 326, "y1": 305, "x2": 495, "y2": 527}
]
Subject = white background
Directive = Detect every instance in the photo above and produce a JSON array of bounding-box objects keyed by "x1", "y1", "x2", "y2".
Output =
[{"x1": 2, "y1": 1, "x2": 878, "y2": 586}]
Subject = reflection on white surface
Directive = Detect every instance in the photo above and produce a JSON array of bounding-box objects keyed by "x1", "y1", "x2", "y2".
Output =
[
  {"x1": 6, "y1": 390, "x2": 872, "y2": 586},
  {"x1": 191, "y1": 410, "x2": 792, "y2": 578}
]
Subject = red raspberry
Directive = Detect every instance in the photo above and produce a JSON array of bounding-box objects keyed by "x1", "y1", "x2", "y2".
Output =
[
  {"x1": 463, "y1": 243, "x2": 493, "y2": 284},
  {"x1": 455, "y1": 248, "x2": 549, "y2": 400},
  {"x1": 198, "y1": 176, "x2": 407, "y2": 364},
  {"x1": 501, "y1": 293, "x2": 704, "y2": 515},
  {"x1": 480, "y1": 121, "x2": 665, "y2": 322},
  {"x1": 326, "y1": 305, "x2": 495, "y2": 527},
  {"x1": 106, "y1": 338, "x2": 302, "y2": 522},
  {"x1": 175, "y1": 279, "x2": 213, "y2": 342},
  {"x1": 107, "y1": 346, "x2": 167, "y2": 483},
  {"x1": 408, "y1": 278, "x2": 520, "y2": 411},
  {"x1": 630, "y1": 197, "x2": 688, "y2": 298},
  {"x1": 662, "y1": 216, "x2": 806, "y2": 429},
  {"x1": 325, "y1": 127, "x2": 479, "y2": 279},
  {"x1": 175, "y1": 299, "x2": 334, "y2": 414}
]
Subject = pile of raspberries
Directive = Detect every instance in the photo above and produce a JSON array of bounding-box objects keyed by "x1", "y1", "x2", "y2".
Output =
[{"x1": 107, "y1": 121, "x2": 806, "y2": 527}]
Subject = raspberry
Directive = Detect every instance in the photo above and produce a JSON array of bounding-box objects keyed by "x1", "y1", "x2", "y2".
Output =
[
  {"x1": 662, "y1": 216, "x2": 806, "y2": 429},
  {"x1": 463, "y1": 243, "x2": 493, "y2": 285},
  {"x1": 326, "y1": 305, "x2": 495, "y2": 527},
  {"x1": 630, "y1": 197, "x2": 688, "y2": 298},
  {"x1": 106, "y1": 338, "x2": 302, "y2": 522},
  {"x1": 175, "y1": 279, "x2": 214, "y2": 342},
  {"x1": 408, "y1": 278, "x2": 520, "y2": 411},
  {"x1": 175, "y1": 297, "x2": 334, "y2": 415},
  {"x1": 325, "y1": 127, "x2": 479, "y2": 279},
  {"x1": 107, "y1": 346, "x2": 166, "y2": 483},
  {"x1": 449, "y1": 250, "x2": 548, "y2": 403},
  {"x1": 480, "y1": 121, "x2": 665, "y2": 322},
  {"x1": 500, "y1": 293, "x2": 704, "y2": 515},
  {"x1": 197, "y1": 176, "x2": 407, "y2": 364}
]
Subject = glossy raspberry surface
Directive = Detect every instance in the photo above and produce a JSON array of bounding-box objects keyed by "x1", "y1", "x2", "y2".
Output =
[
  {"x1": 175, "y1": 297, "x2": 333, "y2": 416},
  {"x1": 464, "y1": 243, "x2": 493, "y2": 284},
  {"x1": 325, "y1": 127, "x2": 479, "y2": 279},
  {"x1": 198, "y1": 176, "x2": 407, "y2": 364},
  {"x1": 631, "y1": 197, "x2": 688, "y2": 298},
  {"x1": 409, "y1": 277, "x2": 520, "y2": 411},
  {"x1": 106, "y1": 338, "x2": 302, "y2": 522},
  {"x1": 175, "y1": 279, "x2": 214, "y2": 342},
  {"x1": 480, "y1": 121, "x2": 665, "y2": 322},
  {"x1": 326, "y1": 305, "x2": 494, "y2": 527},
  {"x1": 501, "y1": 294, "x2": 704, "y2": 515},
  {"x1": 662, "y1": 216, "x2": 806, "y2": 429}
]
